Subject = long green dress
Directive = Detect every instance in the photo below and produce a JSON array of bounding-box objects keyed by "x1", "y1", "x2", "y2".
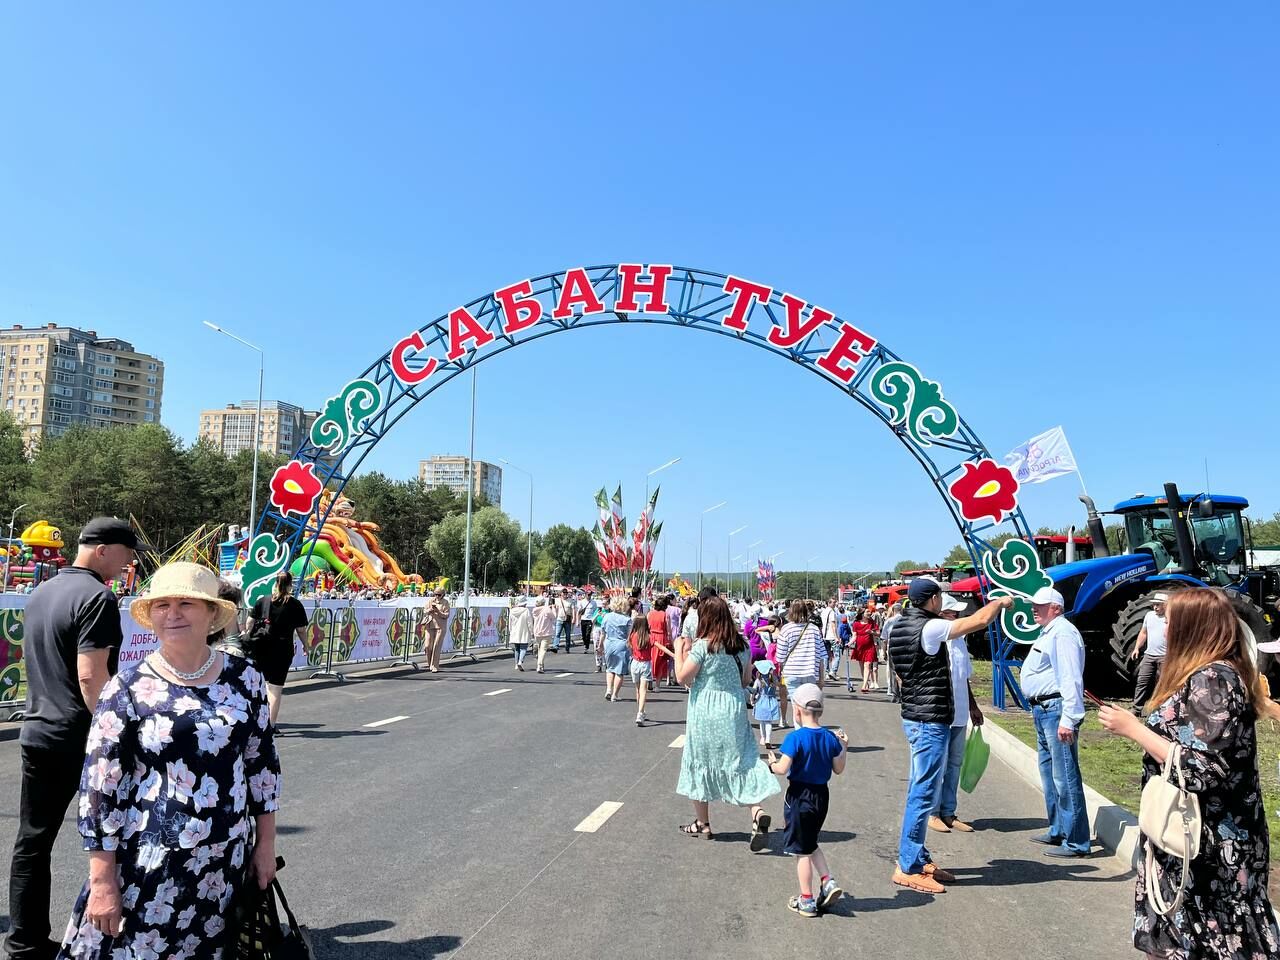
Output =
[{"x1": 677, "y1": 640, "x2": 782, "y2": 805}]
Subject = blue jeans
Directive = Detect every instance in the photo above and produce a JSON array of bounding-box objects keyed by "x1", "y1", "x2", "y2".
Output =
[
  {"x1": 898, "y1": 720, "x2": 950, "y2": 873},
  {"x1": 1032, "y1": 699, "x2": 1090, "y2": 853},
  {"x1": 932, "y1": 725, "x2": 968, "y2": 819},
  {"x1": 555, "y1": 620, "x2": 572, "y2": 649},
  {"x1": 512, "y1": 643, "x2": 528, "y2": 665}
]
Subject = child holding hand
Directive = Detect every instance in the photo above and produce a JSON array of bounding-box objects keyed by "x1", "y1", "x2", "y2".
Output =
[{"x1": 766, "y1": 683, "x2": 847, "y2": 918}]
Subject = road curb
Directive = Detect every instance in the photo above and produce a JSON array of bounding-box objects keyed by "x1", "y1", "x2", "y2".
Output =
[{"x1": 982, "y1": 715, "x2": 1140, "y2": 866}]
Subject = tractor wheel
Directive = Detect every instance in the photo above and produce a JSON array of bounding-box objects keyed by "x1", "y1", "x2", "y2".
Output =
[
  {"x1": 1228, "y1": 592, "x2": 1271, "y2": 663},
  {"x1": 1109, "y1": 585, "x2": 1188, "y2": 682}
]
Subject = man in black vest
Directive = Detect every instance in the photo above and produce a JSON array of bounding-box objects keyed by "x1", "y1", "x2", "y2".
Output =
[{"x1": 889, "y1": 577, "x2": 1011, "y2": 894}]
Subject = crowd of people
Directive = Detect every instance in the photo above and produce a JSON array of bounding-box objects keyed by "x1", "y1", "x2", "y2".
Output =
[{"x1": 4, "y1": 517, "x2": 1278, "y2": 958}]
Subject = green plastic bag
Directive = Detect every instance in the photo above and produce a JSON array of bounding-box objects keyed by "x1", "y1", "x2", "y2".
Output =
[{"x1": 959, "y1": 727, "x2": 990, "y2": 794}]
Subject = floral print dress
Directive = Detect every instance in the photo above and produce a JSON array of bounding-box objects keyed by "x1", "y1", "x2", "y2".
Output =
[
  {"x1": 59, "y1": 654, "x2": 281, "y2": 960},
  {"x1": 1135, "y1": 662, "x2": 1278, "y2": 959}
]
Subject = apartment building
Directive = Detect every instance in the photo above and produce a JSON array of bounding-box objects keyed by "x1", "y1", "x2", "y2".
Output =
[
  {"x1": 0, "y1": 323, "x2": 164, "y2": 449},
  {"x1": 419, "y1": 455, "x2": 503, "y2": 505},
  {"x1": 197, "y1": 401, "x2": 319, "y2": 457}
]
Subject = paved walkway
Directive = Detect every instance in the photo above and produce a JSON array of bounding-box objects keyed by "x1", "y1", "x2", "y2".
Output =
[{"x1": 0, "y1": 652, "x2": 1135, "y2": 958}]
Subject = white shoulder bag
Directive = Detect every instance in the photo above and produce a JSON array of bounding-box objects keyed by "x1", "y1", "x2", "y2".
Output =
[{"x1": 1139, "y1": 743, "x2": 1201, "y2": 916}]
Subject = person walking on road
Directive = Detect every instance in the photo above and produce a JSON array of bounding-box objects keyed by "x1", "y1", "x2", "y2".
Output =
[
  {"x1": 532, "y1": 596, "x2": 557, "y2": 674},
  {"x1": 882, "y1": 603, "x2": 902, "y2": 703},
  {"x1": 4, "y1": 518, "x2": 137, "y2": 960},
  {"x1": 675, "y1": 596, "x2": 781, "y2": 847},
  {"x1": 245, "y1": 570, "x2": 309, "y2": 724},
  {"x1": 765, "y1": 684, "x2": 848, "y2": 918},
  {"x1": 422, "y1": 587, "x2": 451, "y2": 673},
  {"x1": 889, "y1": 577, "x2": 1011, "y2": 894},
  {"x1": 852, "y1": 610, "x2": 879, "y2": 692},
  {"x1": 1129, "y1": 592, "x2": 1168, "y2": 715},
  {"x1": 1098, "y1": 588, "x2": 1280, "y2": 960},
  {"x1": 553, "y1": 590, "x2": 574, "y2": 653},
  {"x1": 509, "y1": 597, "x2": 533, "y2": 671},
  {"x1": 1021, "y1": 585, "x2": 1091, "y2": 859},
  {"x1": 929, "y1": 592, "x2": 983, "y2": 835},
  {"x1": 629, "y1": 614, "x2": 665, "y2": 725},
  {"x1": 578, "y1": 591, "x2": 597, "y2": 655},
  {"x1": 778, "y1": 600, "x2": 826, "y2": 726},
  {"x1": 647, "y1": 595, "x2": 672, "y2": 687},
  {"x1": 601, "y1": 597, "x2": 633, "y2": 701}
]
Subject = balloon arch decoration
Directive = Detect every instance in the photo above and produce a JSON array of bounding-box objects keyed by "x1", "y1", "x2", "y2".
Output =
[{"x1": 249, "y1": 264, "x2": 1052, "y2": 707}]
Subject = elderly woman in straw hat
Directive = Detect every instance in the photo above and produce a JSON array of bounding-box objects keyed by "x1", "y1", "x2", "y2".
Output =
[{"x1": 56, "y1": 562, "x2": 282, "y2": 960}]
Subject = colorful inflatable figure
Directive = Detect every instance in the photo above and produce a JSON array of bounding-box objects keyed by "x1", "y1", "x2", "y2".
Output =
[
  {"x1": 289, "y1": 490, "x2": 425, "y2": 591},
  {"x1": 4, "y1": 521, "x2": 67, "y2": 589}
]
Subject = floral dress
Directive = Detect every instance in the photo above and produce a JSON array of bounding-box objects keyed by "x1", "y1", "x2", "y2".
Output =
[
  {"x1": 676, "y1": 640, "x2": 781, "y2": 806},
  {"x1": 1134, "y1": 662, "x2": 1278, "y2": 959},
  {"x1": 59, "y1": 655, "x2": 281, "y2": 960}
]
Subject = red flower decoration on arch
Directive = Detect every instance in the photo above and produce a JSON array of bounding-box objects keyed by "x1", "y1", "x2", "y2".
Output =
[
  {"x1": 269, "y1": 461, "x2": 324, "y2": 518},
  {"x1": 948, "y1": 459, "x2": 1020, "y2": 523}
]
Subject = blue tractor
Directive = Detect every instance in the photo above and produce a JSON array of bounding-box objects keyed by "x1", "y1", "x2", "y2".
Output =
[{"x1": 1045, "y1": 482, "x2": 1279, "y2": 683}]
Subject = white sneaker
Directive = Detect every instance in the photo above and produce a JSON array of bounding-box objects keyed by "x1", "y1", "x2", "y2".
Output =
[{"x1": 636, "y1": 711, "x2": 645, "y2": 725}]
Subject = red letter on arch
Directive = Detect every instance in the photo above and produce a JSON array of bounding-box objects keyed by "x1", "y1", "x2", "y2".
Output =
[
  {"x1": 766, "y1": 293, "x2": 834, "y2": 348},
  {"x1": 720, "y1": 276, "x2": 772, "y2": 332},
  {"x1": 816, "y1": 322, "x2": 878, "y2": 384},
  {"x1": 551, "y1": 267, "x2": 607, "y2": 319},
  {"x1": 495, "y1": 280, "x2": 543, "y2": 334},
  {"x1": 445, "y1": 306, "x2": 496, "y2": 361},
  {"x1": 615, "y1": 263, "x2": 673, "y2": 314},
  {"x1": 390, "y1": 330, "x2": 439, "y2": 385}
]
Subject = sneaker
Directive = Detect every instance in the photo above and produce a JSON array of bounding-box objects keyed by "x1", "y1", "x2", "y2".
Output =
[
  {"x1": 787, "y1": 895, "x2": 818, "y2": 918},
  {"x1": 516, "y1": 664, "x2": 524, "y2": 672},
  {"x1": 605, "y1": 693, "x2": 612, "y2": 702},
  {"x1": 636, "y1": 711, "x2": 645, "y2": 725},
  {"x1": 818, "y1": 877, "x2": 843, "y2": 910},
  {"x1": 595, "y1": 665, "x2": 603, "y2": 673},
  {"x1": 536, "y1": 667, "x2": 544, "y2": 674},
  {"x1": 891, "y1": 867, "x2": 945, "y2": 894}
]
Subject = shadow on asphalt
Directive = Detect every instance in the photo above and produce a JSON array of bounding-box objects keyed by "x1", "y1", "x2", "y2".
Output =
[
  {"x1": 827, "y1": 890, "x2": 936, "y2": 915},
  {"x1": 949, "y1": 857, "x2": 1125, "y2": 885},
  {"x1": 280, "y1": 728, "x2": 388, "y2": 740},
  {"x1": 305, "y1": 919, "x2": 462, "y2": 959},
  {"x1": 844, "y1": 745, "x2": 885, "y2": 754},
  {"x1": 711, "y1": 829, "x2": 858, "y2": 848},
  {"x1": 967, "y1": 816, "x2": 1049, "y2": 833}
]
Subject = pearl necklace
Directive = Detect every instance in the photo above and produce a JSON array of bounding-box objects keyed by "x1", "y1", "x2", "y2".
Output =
[{"x1": 152, "y1": 647, "x2": 218, "y2": 682}]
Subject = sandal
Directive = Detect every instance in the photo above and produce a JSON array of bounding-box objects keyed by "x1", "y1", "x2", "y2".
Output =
[
  {"x1": 679, "y1": 819, "x2": 713, "y2": 839},
  {"x1": 750, "y1": 812, "x2": 771, "y2": 852}
]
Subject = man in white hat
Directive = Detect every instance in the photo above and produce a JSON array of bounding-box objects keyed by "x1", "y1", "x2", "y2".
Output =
[
  {"x1": 1021, "y1": 585, "x2": 1091, "y2": 858},
  {"x1": 1129, "y1": 592, "x2": 1169, "y2": 715}
]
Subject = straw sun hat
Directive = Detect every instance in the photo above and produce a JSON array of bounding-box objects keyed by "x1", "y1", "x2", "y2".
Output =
[{"x1": 131, "y1": 562, "x2": 239, "y2": 635}]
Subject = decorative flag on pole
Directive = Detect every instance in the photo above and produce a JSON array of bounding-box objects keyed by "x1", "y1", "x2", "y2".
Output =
[{"x1": 1004, "y1": 426, "x2": 1079, "y2": 486}]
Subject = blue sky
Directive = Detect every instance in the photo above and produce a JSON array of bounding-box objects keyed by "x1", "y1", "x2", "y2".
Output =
[{"x1": 2, "y1": 5, "x2": 1277, "y2": 577}]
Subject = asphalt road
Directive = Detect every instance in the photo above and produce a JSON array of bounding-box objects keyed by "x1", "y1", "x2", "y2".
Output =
[{"x1": 0, "y1": 650, "x2": 1135, "y2": 959}]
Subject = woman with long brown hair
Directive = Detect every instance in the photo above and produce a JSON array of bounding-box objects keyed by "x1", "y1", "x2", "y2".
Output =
[
  {"x1": 674, "y1": 595, "x2": 780, "y2": 848},
  {"x1": 1099, "y1": 588, "x2": 1279, "y2": 960}
]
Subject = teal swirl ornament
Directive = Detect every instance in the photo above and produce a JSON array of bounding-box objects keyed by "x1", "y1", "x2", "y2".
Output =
[
  {"x1": 980, "y1": 538, "x2": 1052, "y2": 599},
  {"x1": 869, "y1": 361, "x2": 959, "y2": 447},
  {"x1": 989, "y1": 590, "x2": 1041, "y2": 645},
  {"x1": 310, "y1": 379, "x2": 384, "y2": 455},
  {"x1": 241, "y1": 533, "x2": 292, "y2": 608}
]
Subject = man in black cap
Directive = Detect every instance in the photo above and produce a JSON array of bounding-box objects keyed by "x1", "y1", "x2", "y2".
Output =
[
  {"x1": 888, "y1": 577, "x2": 1011, "y2": 895},
  {"x1": 5, "y1": 517, "x2": 139, "y2": 960}
]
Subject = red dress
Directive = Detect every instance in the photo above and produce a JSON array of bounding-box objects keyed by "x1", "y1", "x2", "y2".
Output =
[
  {"x1": 647, "y1": 609, "x2": 670, "y2": 680},
  {"x1": 852, "y1": 621, "x2": 877, "y2": 663}
]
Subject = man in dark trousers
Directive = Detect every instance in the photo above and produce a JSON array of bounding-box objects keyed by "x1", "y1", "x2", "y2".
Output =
[
  {"x1": 4, "y1": 518, "x2": 139, "y2": 960},
  {"x1": 888, "y1": 577, "x2": 1011, "y2": 895}
]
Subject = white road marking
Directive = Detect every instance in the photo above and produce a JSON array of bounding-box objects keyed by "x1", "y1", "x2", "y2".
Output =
[
  {"x1": 364, "y1": 715, "x2": 409, "y2": 728},
  {"x1": 555, "y1": 672, "x2": 573, "y2": 678},
  {"x1": 573, "y1": 801, "x2": 624, "y2": 833},
  {"x1": 484, "y1": 688, "x2": 513, "y2": 696},
  {"x1": 668, "y1": 735, "x2": 686, "y2": 748}
]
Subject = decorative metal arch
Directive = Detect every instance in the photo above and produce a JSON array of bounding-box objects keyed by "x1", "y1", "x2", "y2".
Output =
[{"x1": 249, "y1": 264, "x2": 1050, "y2": 706}]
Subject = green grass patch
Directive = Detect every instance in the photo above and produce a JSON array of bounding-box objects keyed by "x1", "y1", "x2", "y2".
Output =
[{"x1": 971, "y1": 661, "x2": 1280, "y2": 873}]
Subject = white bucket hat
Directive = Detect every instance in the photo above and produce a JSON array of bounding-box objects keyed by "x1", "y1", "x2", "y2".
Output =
[{"x1": 131, "y1": 562, "x2": 239, "y2": 634}]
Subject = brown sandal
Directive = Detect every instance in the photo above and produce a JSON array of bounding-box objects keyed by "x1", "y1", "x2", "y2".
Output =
[{"x1": 679, "y1": 819, "x2": 713, "y2": 839}]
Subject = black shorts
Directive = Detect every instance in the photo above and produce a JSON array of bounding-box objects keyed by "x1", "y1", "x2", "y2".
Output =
[{"x1": 782, "y1": 781, "x2": 829, "y2": 856}]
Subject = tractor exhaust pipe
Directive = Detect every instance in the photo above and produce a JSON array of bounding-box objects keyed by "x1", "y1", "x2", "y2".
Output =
[
  {"x1": 1079, "y1": 494, "x2": 1110, "y2": 558},
  {"x1": 1163, "y1": 482, "x2": 1199, "y2": 576}
]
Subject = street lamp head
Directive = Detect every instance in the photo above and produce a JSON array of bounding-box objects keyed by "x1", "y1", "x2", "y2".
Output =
[
  {"x1": 201, "y1": 321, "x2": 222, "y2": 332},
  {"x1": 702, "y1": 500, "x2": 727, "y2": 514},
  {"x1": 729, "y1": 524, "x2": 748, "y2": 536},
  {"x1": 648, "y1": 456, "x2": 682, "y2": 476}
]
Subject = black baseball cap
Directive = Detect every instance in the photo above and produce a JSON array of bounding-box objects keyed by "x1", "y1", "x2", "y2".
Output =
[
  {"x1": 907, "y1": 577, "x2": 942, "y2": 606},
  {"x1": 79, "y1": 517, "x2": 147, "y2": 551}
]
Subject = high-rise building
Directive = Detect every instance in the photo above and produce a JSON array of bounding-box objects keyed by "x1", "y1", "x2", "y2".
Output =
[
  {"x1": 419, "y1": 456, "x2": 502, "y2": 505},
  {"x1": 197, "y1": 401, "x2": 319, "y2": 457},
  {"x1": 0, "y1": 323, "x2": 165, "y2": 449}
]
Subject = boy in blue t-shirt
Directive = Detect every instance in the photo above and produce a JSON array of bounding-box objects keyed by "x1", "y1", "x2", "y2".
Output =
[{"x1": 766, "y1": 682, "x2": 847, "y2": 918}]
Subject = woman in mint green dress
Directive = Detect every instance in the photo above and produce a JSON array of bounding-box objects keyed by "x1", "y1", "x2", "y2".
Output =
[{"x1": 676, "y1": 595, "x2": 781, "y2": 850}]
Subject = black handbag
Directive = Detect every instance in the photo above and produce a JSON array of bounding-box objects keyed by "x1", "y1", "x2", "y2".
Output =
[{"x1": 234, "y1": 858, "x2": 313, "y2": 960}]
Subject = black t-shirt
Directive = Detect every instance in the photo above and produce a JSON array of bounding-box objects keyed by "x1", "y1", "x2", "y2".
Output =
[
  {"x1": 20, "y1": 566, "x2": 123, "y2": 751},
  {"x1": 249, "y1": 595, "x2": 309, "y2": 681}
]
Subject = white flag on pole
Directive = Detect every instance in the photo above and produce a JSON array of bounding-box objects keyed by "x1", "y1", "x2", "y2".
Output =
[{"x1": 1005, "y1": 426, "x2": 1078, "y2": 485}]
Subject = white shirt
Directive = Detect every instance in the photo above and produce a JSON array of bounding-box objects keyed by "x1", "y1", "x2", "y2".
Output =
[
  {"x1": 822, "y1": 606, "x2": 839, "y2": 640},
  {"x1": 946, "y1": 635, "x2": 973, "y2": 727},
  {"x1": 1019, "y1": 614, "x2": 1086, "y2": 731},
  {"x1": 1142, "y1": 611, "x2": 1167, "y2": 658}
]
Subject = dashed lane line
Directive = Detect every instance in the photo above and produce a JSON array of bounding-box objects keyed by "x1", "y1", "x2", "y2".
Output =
[
  {"x1": 668, "y1": 734, "x2": 686, "y2": 748},
  {"x1": 555, "y1": 672, "x2": 573, "y2": 678},
  {"x1": 573, "y1": 801, "x2": 624, "y2": 833},
  {"x1": 364, "y1": 715, "x2": 409, "y2": 728},
  {"x1": 484, "y1": 688, "x2": 513, "y2": 696}
]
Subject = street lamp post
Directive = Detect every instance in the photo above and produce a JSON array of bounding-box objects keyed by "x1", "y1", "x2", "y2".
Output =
[
  {"x1": 727, "y1": 525, "x2": 747, "y2": 599},
  {"x1": 498, "y1": 458, "x2": 534, "y2": 595},
  {"x1": 730, "y1": 553, "x2": 744, "y2": 599},
  {"x1": 483, "y1": 559, "x2": 494, "y2": 593},
  {"x1": 643, "y1": 457, "x2": 680, "y2": 600},
  {"x1": 805, "y1": 554, "x2": 821, "y2": 600},
  {"x1": 746, "y1": 539, "x2": 763, "y2": 599},
  {"x1": 698, "y1": 500, "x2": 727, "y2": 591},
  {"x1": 3, "y1": 503, "x2": 28, "y2": 594},
  {"x1": 203, "y1": 323, "x2": 264, "y2": 541}
]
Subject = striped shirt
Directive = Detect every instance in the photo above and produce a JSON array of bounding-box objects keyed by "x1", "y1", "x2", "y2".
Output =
[{"x1": 778, "y1": 622, "x2": 824, "y2": 681}]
